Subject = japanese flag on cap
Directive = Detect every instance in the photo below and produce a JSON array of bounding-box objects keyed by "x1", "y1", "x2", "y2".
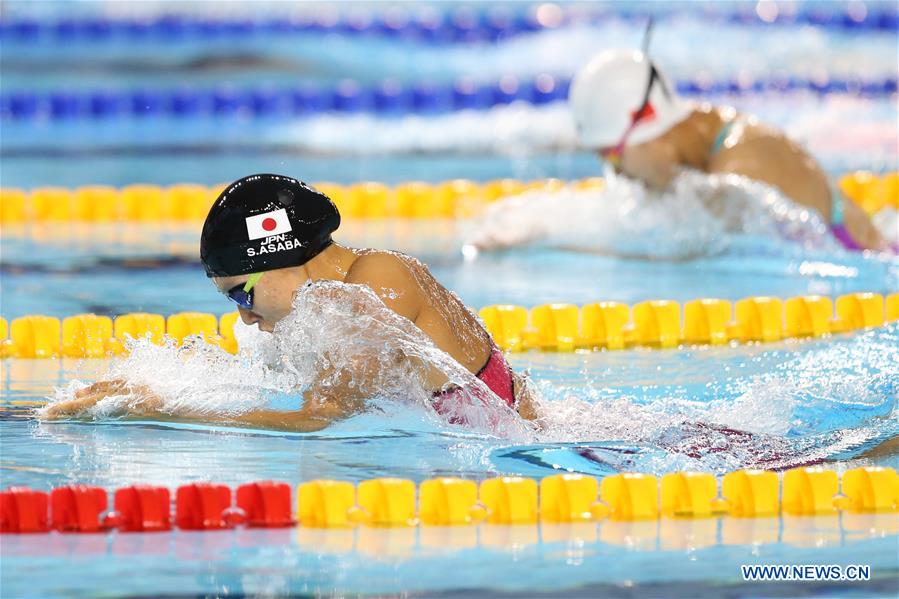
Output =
[{"x1": 246, "y1": 208, "x2": 292, "y2": 240}]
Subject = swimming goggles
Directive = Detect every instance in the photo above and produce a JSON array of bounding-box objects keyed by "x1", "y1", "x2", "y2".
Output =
[
  {"x1": 599, "y1": 63, "x2": 665, "y2": 167},
  {"x1": 225, "y1": 272, "x2": 263, "y2": 310}
]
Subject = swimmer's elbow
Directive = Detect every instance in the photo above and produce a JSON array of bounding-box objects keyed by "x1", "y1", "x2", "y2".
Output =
[
  {"x1": 275, "y1": 410, "x2": 334, "y2": 432},
  {"x1": 225, "y1": 408, "x2": 337, "y2": 432},
  {"x1": 279, "y1": 413, "x2": 333, "y2": 432}
]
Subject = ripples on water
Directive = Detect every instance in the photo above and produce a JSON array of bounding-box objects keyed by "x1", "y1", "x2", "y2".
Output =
[
  {"x1": 465, "y1": 170, "x2": 864, "y2": 258},
  {"x1": 40, "y1": 271, "x2": 898, "y2": 476}
]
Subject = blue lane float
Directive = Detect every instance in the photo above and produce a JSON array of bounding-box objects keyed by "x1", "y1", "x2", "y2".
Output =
[
  {"x1": 0, "y1": 3, "x2": 895, "y2": 47},
  {"x1": 2, "y1": 74, "x2": 896, "y2": 122}
]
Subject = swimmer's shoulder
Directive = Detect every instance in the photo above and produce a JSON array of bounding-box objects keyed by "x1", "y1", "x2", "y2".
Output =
[
  {"x1": 707, "y1": 110, "x2": 796, "y2": 176},
  {"x1": 345, "y1": 250, "x2": 425, "y2": 320}
]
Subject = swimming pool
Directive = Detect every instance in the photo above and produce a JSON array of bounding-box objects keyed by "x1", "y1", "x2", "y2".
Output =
[
  {"x1": 2, "y1": 2, "x2": 898, "y2": 597},
  {"x1": 3, "y1": 211, "x2": 898, "y2": 596}
]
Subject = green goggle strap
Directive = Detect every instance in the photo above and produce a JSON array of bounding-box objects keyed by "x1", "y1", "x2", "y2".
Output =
[{"x1": 243, "y1": 272, "x2": 263, "y2": 293}]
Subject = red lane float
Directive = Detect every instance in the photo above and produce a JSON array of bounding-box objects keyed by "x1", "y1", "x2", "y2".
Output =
[
  {"x1": 115, "y1": 486, "x2": 171, "y2": 532},
  {"x1": 1, "y1": 487, "x2": 50, "y2": 533},
  {"x1": 175, "y1": 483, "x2": 236, "y2": 530},
  {"x1": 237, "y1": 481, "x2": 294, "y2": 528},
  {"x1": 50, "y1": 485, "x2": 109, "y2": 533}
]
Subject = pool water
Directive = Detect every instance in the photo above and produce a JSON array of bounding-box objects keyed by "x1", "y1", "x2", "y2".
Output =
[
  {"x1": 2, "y1": 222, "x2": 898, "y2": 596},
  {"x1": 2, "y1": 516, "x2": 895, "y2": 597},
  {"x1": 2, "y1": 2, "x2": 898, "y2": 597},
  {"x1": 1, "y1": 220, "x2": 897, "y2": 318}
]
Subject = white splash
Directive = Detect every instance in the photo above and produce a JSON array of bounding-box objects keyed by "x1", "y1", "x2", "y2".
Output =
[
  {"x1": 465, "y1": 170, "x2": 838, "y2": 258},
  {"x1": 43, "y1": 281, "x2": 533, "y2": 440},
  {"x1": 268, "y1": 281, "x2": 531, "y2": 439},
  {"x1": 529, "y1": 324, "x2": 899, "y2": 470},
  {"x1": 44, "y1": 337, "x2": 293, "y2": 419},
  {"x1": 269, "y1": 102, "x2": 576, "y2": 155},
  {"x1": 872, "y1": 207, "x2": 899, "y2": 246},
  {"x1": 261, "y1": 95, "x2": 897, "y2": 171}
]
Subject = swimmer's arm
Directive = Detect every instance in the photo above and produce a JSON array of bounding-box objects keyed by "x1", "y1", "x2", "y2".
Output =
[
  {"x1": 708, "y1": 145, "x2": 888, "y2": 250},
  {"x1": 149, "y1": 388, "x2": 352, "y2": 432},
  {"x1": 206, "y1": 402, "x2": 344, "y2": 432},
  {"x1": 113, "y1": 406, "x2": 338, "y2": 433},
  {"x1": 41, "y1": 380, "x2": 345, "y2": 433}
]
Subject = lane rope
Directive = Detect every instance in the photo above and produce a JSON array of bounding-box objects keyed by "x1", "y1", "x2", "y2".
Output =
[
  {"x1": 1, "y1": 172, "x2": 895, "y2": 223},
  {"x1": 1, "y1": 467, "x2": 896, "y2": 534},
  {"x1": 2, "y1": 75, "x2": 896, "y2": 122},
  {"x1": 1, "y1": 3, "x2": 895, "y2": 50},
  {"x1": 1, "y1": 291, "x2": 897, "y2": 358}
]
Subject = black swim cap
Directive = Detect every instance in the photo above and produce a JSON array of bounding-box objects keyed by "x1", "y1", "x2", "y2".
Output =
[{"x1": 200, "y1": 173, "x2": 340, "y2": 278}]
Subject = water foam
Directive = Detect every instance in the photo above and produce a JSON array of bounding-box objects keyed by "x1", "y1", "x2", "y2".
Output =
[
  {"x1": 267, "y1": 280, "x2": 530, "y2": 439},
  {"x1": 44, "y1": 337, "x2": 294, "y2": 419},
  {"x1": 529, "y1": 325, "x2": 898, "y2": 471},
  {"x1": 465, "y1": 170, "x2": 838, "y2": 258},
  {"x1": 272, "y1": 102, "x2": 576, "y2": 155}
]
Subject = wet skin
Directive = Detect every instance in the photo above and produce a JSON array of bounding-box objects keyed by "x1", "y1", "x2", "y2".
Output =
[
  {"x1": 43, "y1": 244, "x2": 539, "y2": 429},
  {"x1": 611, "y1": 105, "x2": 888, "y2": 251}
]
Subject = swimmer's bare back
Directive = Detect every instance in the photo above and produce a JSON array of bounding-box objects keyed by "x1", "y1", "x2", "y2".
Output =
[{"x1": 705, "y1": 110, "x2": 888, "y2": 251}]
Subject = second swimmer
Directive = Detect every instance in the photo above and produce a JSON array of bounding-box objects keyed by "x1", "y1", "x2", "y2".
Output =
[{"x1": 567, "y1": 49, "x2": 891, "y2": 252}]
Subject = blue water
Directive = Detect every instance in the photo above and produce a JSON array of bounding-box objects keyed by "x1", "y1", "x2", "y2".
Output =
[
  {"x1": 3, "y1": 10, "x2": 897, "y2": 88},
  {"x1": 2, "y1": 2, "x2": 898, "y2": 597},
  {"x1": 2, "y1": 521, "x2": 895, "y2": 597},
  {"x1": 1, "y1": 225, "x2": 897, "y2": 594},
  {"x1": 2, "y1": 224, "x2": 897, "y2": 318},
  {"x1": 2, "y1": 3, "x2": 897, "y2": 181}
]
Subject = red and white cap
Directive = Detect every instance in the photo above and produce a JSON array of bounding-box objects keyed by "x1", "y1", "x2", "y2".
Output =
[{"x1": 569, "y1": 49, "x2": 692, "y2": 150}]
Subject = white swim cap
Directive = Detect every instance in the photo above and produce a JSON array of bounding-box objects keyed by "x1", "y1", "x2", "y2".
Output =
[{"x1": 569, "y1": 49, "x2": 692, "y2": 149}]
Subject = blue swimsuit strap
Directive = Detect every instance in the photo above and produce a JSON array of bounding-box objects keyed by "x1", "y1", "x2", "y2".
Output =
[
  {"x1": 830, "y1": 185, "x2": 846, "y2": 226},
  {"x1": 709, "y1": 121, "x2": 736, "y2": 156}
]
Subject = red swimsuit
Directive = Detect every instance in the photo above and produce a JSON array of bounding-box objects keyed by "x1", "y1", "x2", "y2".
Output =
[{"x1": 432, "y1": 343, "x2": 516, "y2": 424}]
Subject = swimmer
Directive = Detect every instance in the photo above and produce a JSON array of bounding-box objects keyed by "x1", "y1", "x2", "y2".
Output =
[
  {"x1": 566, "y1": 49, "x2": 890, "y2": 252},
  {"x1": 43, "y1": 174, "x2": 539, "y2": 430}
]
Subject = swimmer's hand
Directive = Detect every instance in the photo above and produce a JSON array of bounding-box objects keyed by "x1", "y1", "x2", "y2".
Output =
[
  {"x1": 843, "y1": 200, "x2": 890, "y2": 252},
  {"x1": 465, "y1": 223, "x2": 541, "y2": 252},
  {"x1": 41, "y1": 379, "x2": 162, "y2": 420},
  {"x1": 465, "y1": 196, "x2": 547, "y2": 251}
]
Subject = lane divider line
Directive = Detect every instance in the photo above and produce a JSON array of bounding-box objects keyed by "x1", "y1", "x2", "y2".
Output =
[
  {"x1": 1, "y1": 4, "x2": 895, "y2": 50},
  {"x1": 480, "y1": 292, "x2": 899, "y2": 352},
  {"x1": 2, "y1": 467, "x2": 896, "y2": 534},
  {"x1": 1, "y1": 172, "x2": 895, "y2": 223},
  {"x1": 1, "y1": 292, "x2": 897, "y2": 358},
  {"x1": 3, "y1": 75, "x2": 897, "y2": 122}
]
